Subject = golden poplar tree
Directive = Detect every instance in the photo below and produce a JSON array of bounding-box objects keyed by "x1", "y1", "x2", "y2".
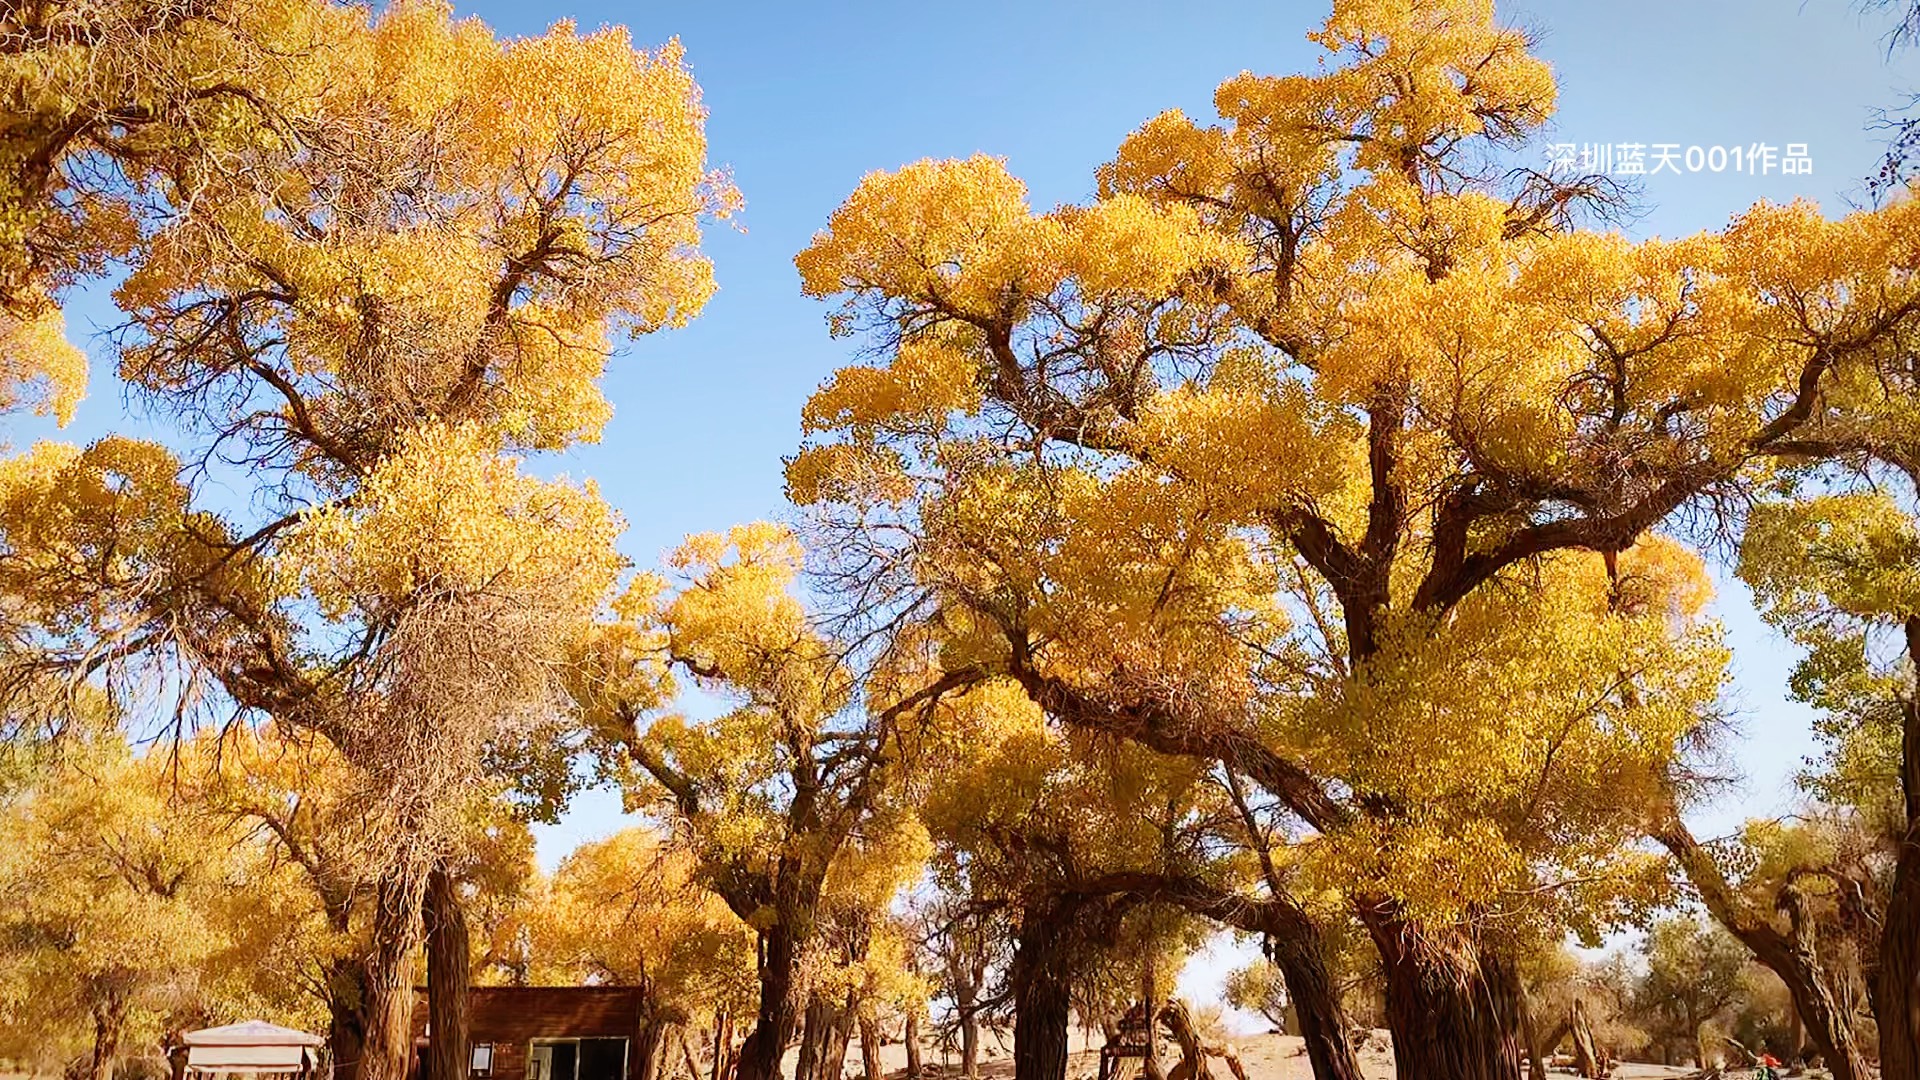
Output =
[
  {"x1": 570, "y1": 523, "x2": 977, "y2": 1080},
  {"x1": 0, "y1": 6, "x2": 736, "y2": 1080},
  {"x1": 0, "y1": 735, "x2": 232, "y2": 1080},
  {"x1": 527, "y1": 828, "x2": 756, "y2": 1080},
  {"x1": 787, "y1": 2, "x2": 1920, "y2": 1077}
]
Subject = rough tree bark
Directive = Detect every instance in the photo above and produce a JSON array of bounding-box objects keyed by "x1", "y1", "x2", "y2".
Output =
[
  {"x1": 795, "y1": 995, "x2": 837, "y2": 1080},
  {"x1": 737, "y1": 917, "x2": 806, "y2": 1080},
  {"x1": 904, "y1": 1011, "x2": 923, "y2": 1080},
  {"x1": 87, "y1": 985, "x2": 130, "y2": 1080},
  {"x1": 1368, "y1": 919, "x2": 1524, "y2": 1080},
  {"x1": 1011, "y1": 911, "x2": 1074, "y2": 1080},
  {"x1": 324, "y1": 953, "x2": 371, "y2": 1080},
  {"x1": 825, "y1": 1001, "x2": 855, "y2": 1080},
  {"x1": 1569, "y1": 999, "x2": 1600, "y2": 1079},
  {"x1": 425, "y1": 867, "x2": 470, "y2": 1080},
  {"x1": 361, "y1": 871, "x2": 426, "y2": 1080},
  {"x1": 1872, "y1": 616, "x2": 1920, "y2": 1080},
  {"x1": 858, "y1": 1017, "x2": 883, "y2": 1080},
  {"x1": 1265, "y1": 924, "x2": 1362, "y2": 1080}
]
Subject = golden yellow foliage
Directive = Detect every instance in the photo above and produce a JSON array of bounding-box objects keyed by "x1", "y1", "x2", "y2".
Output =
[
  {"x1": 528, "y1": 827, "x2": 755, "y2": 1016},
  {"x1": 781, "y1": 0, "x2": 1920, "y2": 986}
]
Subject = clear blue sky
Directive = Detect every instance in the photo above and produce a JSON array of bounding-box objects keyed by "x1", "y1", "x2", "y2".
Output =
[{"x1": 10, "y1": 0, "x2": 1917, "y2": 1007}]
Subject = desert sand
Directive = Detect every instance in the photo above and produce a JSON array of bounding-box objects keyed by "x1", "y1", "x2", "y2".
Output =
[{"x1": 826, "y1": 1029, "x2": 1699, "y2": 1080}]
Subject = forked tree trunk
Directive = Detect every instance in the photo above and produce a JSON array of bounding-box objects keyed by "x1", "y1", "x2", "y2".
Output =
[
  {"x1": 1527, "y1": 1015, "x2": 1569, "y2": 1080},
  {"x1": 904, "y1": 1011, "x2": 922, "y2": 1080},
  {"x1": 1654, "y1": 810, "x2": 1873, "y2": 1080},
  {"x1": 362, "y1": 871, "x2": 426, "y2": 1080},
  {"x1": 426, "y1": 867, "x2": 471, "y2": 1080},
  {"x1": 1745, "y1": 909, "x2": 1868, "y2": 1079}
]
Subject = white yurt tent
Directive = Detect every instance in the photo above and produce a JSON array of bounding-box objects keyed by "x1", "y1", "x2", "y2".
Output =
[{"x1": 181, "y1": 1021, "x2": 325, "y2": 1077}]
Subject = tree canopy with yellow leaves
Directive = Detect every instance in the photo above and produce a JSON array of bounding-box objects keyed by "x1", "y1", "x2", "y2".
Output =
[
  {"x1": 570, "y1": 523, "x2": 975, "y2": 1080},
  {"x1": 7, "y1": 4, "x2": 1920, "y2": 1080},
  {"x1": 0, "y1": 4, "x2": 735, "y2": 1080},
  {"x1": 787, "y1": 1, "x2": 1920, "y2": 1076}
]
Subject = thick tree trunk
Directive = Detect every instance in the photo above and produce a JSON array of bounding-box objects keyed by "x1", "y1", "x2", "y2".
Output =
[
  {"x1": 1011, "y1": 917, "x2": 1072, "y2": 1080},
  {"x1": 795, "y1": 996, "x2": 836, "y2": 1080},
  {"x1": 824, "y1": 1003, "x2": 854, "y2": 1080},
  {"x1": 1654, "y1": 810, "x2": 1873, "y2": 1080},
  {"x1": 958, "y1": 986, "x2": 981, "y2": 1080},
  {"x1": 88, "y1": 987, "x2": 129, "y2": 1080},
  {"x1": 738, "y1": 919, "x2": 805, "y2": 1080},
  {"x1": 426, "y1": 867, "x2": 471, "y2": 1080},
  {"x1": 361, "y1": 871, "x2": 426, "y2": 1080},
  {"x1": 325, "y1": 955, "x2": 372, "y2": 1080},
  {"x1": 1569, "y1": 999, "x2": 1599, "y2": 1078},
  {"x1": 1876, "y1": 618, "x2": 1920, "y2": 1080},
  {"x1": 1266, "y1": 925, "x2": 1363, "y2": 1080},
  {"x1": 1369, "y1": 919, "x2": 1522, "y2": 1080},
  {"x1": 634, "y1": 1020, "x2": 668, "y2": 1080},
  {"x1": 904, "y1": 1011, "x2": 922, "y2": 1080},
  {"x1": 857, "y1": 1018, "x2": 882, "y2": 1080},
  {"x1": 1747, "y1": 930, "x2": 1868, "y2": 1080}
]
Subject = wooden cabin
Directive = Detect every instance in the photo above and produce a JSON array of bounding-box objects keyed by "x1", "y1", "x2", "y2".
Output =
[{"x1": 409, "y1": 987, "x2": 650, "y2": 1080}]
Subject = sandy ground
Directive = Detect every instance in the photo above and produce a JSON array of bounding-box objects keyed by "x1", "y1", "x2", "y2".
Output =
[
  {"x1": 0, "y1": 1033, "x2": 1711, "y2": 1080},
  {"x1": 828, "y1": 1029, "x2": 1702, "y2": 1080}
]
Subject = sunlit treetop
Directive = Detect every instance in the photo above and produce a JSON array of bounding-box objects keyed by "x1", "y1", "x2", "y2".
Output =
[
  {"x1": 528, "y1": 826, "x2": 756, "y2": 1014},
  {"x1": 782, "y1": 0, "x2": 1920, "y2": 948},
  {"x1": 1738, "y1": 490, "x2": 1920, "y2": 811},
  {"x1": 0, "y1": 0, "x2": 360, "y2": 425},
  {"x1": 1, "y1": 1, "x2": 734, "y2": 771},
  {"x1": 107, "y1": 0, "x2": 737, "y2": 480}
]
